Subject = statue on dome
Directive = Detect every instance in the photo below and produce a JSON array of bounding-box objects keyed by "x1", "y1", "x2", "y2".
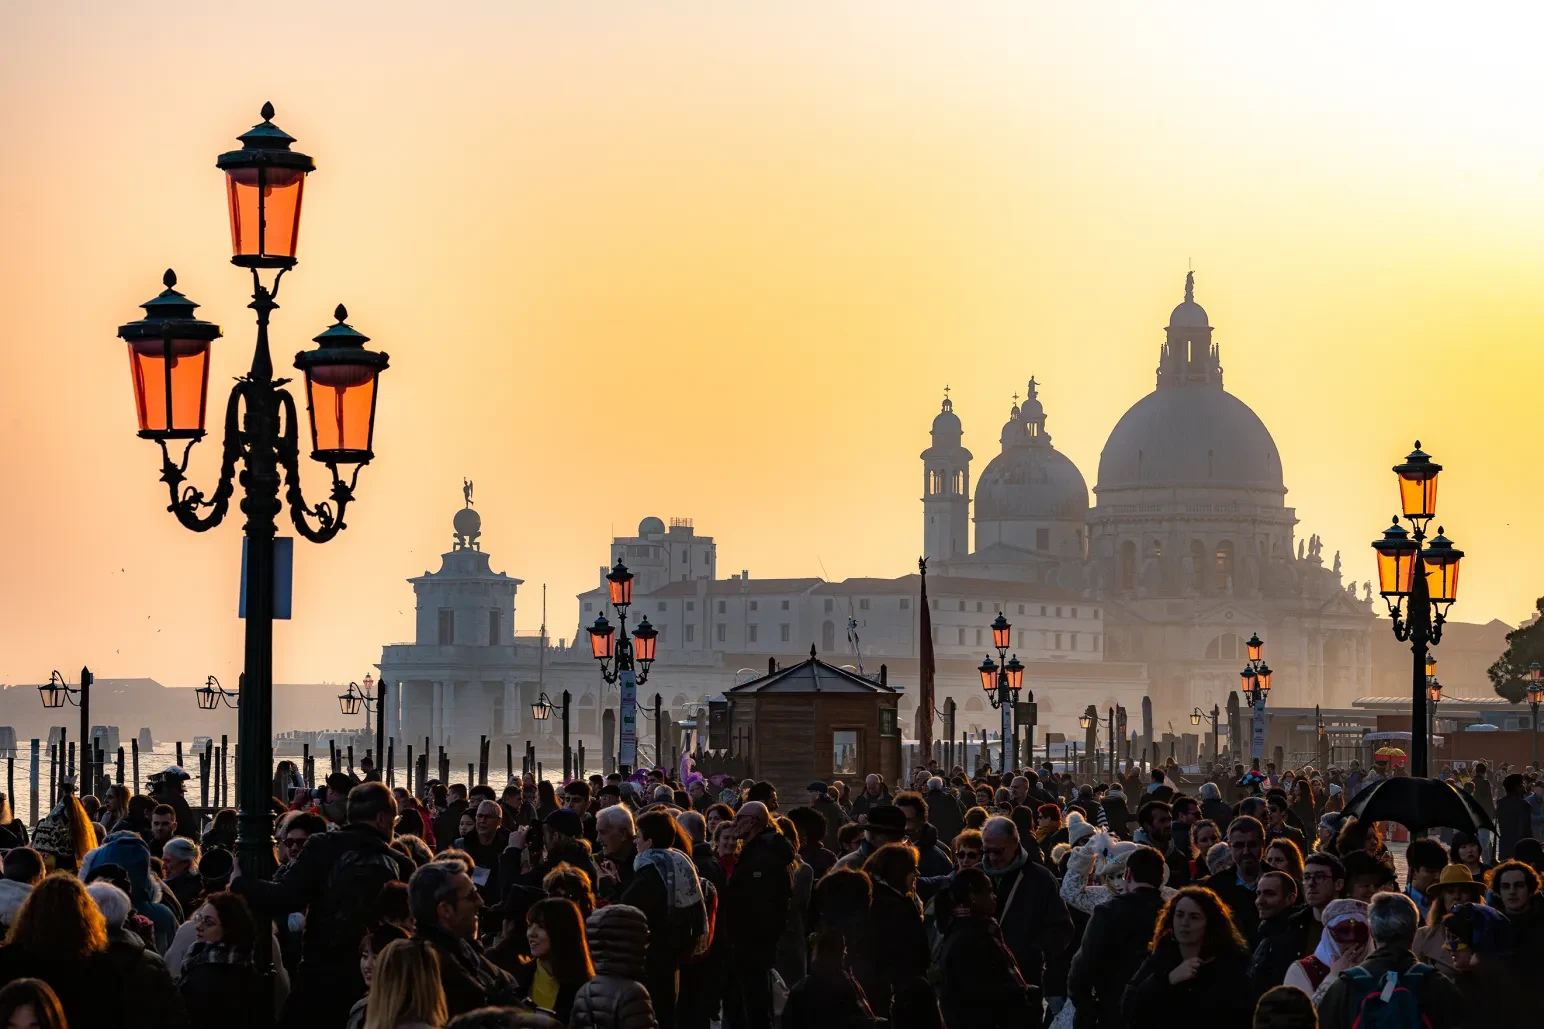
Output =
[{"x1": 463, "y1": 478, "x2": 474, "y2": 508}]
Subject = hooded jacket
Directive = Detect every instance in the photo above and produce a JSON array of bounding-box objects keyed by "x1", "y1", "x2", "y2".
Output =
[
  {"x1": 721, "y1": 826, "x2": 795, "y2": 966},
  {"x1": 570, "y1": 904, "x2": 657, "y2": 1029},
  {"x1": 81, "y1": 830, "x2": 178, "y2": 952}
]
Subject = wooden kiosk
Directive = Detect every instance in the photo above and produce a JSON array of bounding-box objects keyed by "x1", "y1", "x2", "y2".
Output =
[{"x1": 724, "y1": 647, "x2": 903, "y2": 799}]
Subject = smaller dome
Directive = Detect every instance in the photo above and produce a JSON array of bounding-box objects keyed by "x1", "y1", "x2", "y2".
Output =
[
  {"x1": 453, "y1": 507, "x2": 481, "y2": 538},
  {"x1": 1169, "y1": 271, "x2": 1209, "y2": 328},
  {"x1": 638, "y1": 516, "x2": 666, "y2": 536}
]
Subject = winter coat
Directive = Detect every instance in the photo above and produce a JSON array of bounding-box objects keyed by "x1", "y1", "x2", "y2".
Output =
[
  {"x1": 852, "y1": 881, "x2": 936, "y2": 1029},
  {"x1": 775, "y1": 858, "x2": 815, "y2": 988},
  {"x1": 1316, "y1": 945, "x2": 1464, "y2": 1029},
  {"x1": 987, "y1": 850, "x2": 1074, "y2": 987},
  {"x1": 721, "y1": 826, "x2": 795, "y2": 967},
  {"x1": 570, "y1": 904, "x2": 657, "y2": 1029},
  {"x1": 936, "y1": 914, "x2": 1031, "y2": 1029},
  {"x1": 1066, "y1": 886, "x2": 1165, "y2": 1029},
  {"x1": 782, "y1": 958, "x2": 879, "y2": 1029},
  {"x1": 232, "y1": 821, "x2": 415, "y2": 966},
  {"x1": 1195, "y1": 868, "x2": 1261, "y2": 943},
  {"x1": 923, "y1": 788, "x2": 964, "y2": 847},
  {"x1": 1497, "y1": 792, "x2": 1533, "y2": 860},
  {"x1": 1100, "y1": 790, "x2": 1132, "y2": 836},
  {"x1": 415, "y1": 923, "x2": 519, "y2": 1018},
  {"x1": 849, "y1": 789, "x2": 892, "y2": 823},
  {"x1": 81, "y1": 830, "x2": 179, "y2": 952},
  {"x1": 813, "y1": 795, "x2": 851, "y2": 850},
  {"x1": 104, "y1": 925, "x2": 189, "y2": 1028},
  {"x1": 179, "y1": 941, "x2": 264, "y2": 1029},
  {"x1": 908, "y1": 822, "x2": 954, "y2": 879},
  {"x1": 1201, "y1": 797, "x2": 1235, "y2": 826},
  {"x1": 511, "y1": 956, "x2": 583, "y2": 1022},
  {"x1": 616, "y1": 859, "x2": 679, "y2": 1029},
  {"x1": 1248, "y1": 906, "x2": 1317, "y2": 995},
  {"x1": 0, "y1": 944, "x2": 127, "y2": 1027},
  {"x1": 0, "y1": 820, "x2": 26, "y2": 849},
  {"x1": 1122, "y1": 938, "x2": 1255, "y2": 1029}
]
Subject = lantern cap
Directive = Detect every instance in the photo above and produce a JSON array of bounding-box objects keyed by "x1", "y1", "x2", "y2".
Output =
[
  {"x1": 633, "y1": 616, "x2": 657, "y2": 636},
  {"x1": 1393, "y1": 440, "x2": 1442, "y2": 481},
  {"x1": 217, "y1": 102, "x2": 315, "y2": 172},
  {"x1": 1422, "y1": 528, "x2": 1464, "y2": 565},
  {"x1": 294, "y1": 305, "x2": 389, "y2": 372},
  {"x1": 1372, "y1": 516, "x2": 1418, "y2": 553},
  {"x1": 118, "y1": 269, "x2": 223, "y2": 343}
]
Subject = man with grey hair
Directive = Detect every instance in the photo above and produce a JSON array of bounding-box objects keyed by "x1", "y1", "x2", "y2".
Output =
[
  {"x1": 980, "y1": 815, "x2": 1072, "y2": 1000},
  {"x1": 651, "y1": 784, "x2": 679, "y2": 808},
  {"x1": 161, "y1": 836, "x2": 203, "y2": 915},
  {"x1": 86, "y1": 880, "x2": 186, "y2": 1021},
  {"x1": 1316, "y1": 892, "x2": 1462, "y2": 1029},
  {"x1": 410, "y1": 860, "x2": 515, "y2": 1017},
  {"x1": 594, "y1": 803, "x2": 637, "y2": 900}
]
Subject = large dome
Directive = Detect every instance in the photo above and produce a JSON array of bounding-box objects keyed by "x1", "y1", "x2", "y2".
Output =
[
  {"x1": 1096, "y1": 383, "x2": 1283, "y2": 493},
  {"x1": 976, "y1": 445, "x2": 1089, "y2": 521}
]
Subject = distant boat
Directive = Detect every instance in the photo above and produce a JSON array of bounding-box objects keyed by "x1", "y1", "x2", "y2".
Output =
[{"x1": 193, "y1": 735, "x2": 213, "y2": 751}]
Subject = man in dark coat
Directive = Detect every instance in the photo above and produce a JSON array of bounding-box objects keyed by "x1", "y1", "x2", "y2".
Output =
[
  {"x1": 923, "y1": 777, "x2": 964, "y2": 848},
  {"x1": 409, "y1": 860, "x2": 518, "y2": 1017},
  {"x1": 722, "y1": 801, "x2": 795, "y2": 1029},
  {"x1": 1197, "y1": 814, "x2": 1265, "y2": 943},
  {"x1": 432, "y1": 783, "x2": 470, "y2": 853},
  {"x1": 1067, "y1": 845, "x2": 1166, "y2": 1028},
  {"x1": 232, "y1": 782, "x2": 415, "y2": 1029},
  {"x1": 979, "y1": 815, "x2": 1072, "y2": 992},
  {"x1": 808, "y1": 781, "x2": 850, "y2": 851},
  {"x1": 1135, "y1": 800, "x2": 1191, "y2": 888},
  {"x1": 849, "y1": 775, "x2": 893, "y2": 822},
  {"x1": 1144, "y1": 769, "x2": 1174, "y2": 804},
  {"x1": 1496, "y1": 773, "x2": 1533, "y2": 861},
  {"x1": 895, "y1": 791, "x2": 953, "y2": 878},
  {"x1": 1248, "y1": 870, "x2": 1313, "y2": 994}
]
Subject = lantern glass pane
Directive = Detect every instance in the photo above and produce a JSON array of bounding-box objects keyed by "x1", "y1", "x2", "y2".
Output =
[
  {"x1": 1375, "y1": 549, "x2": 1416, "y2": 597},
  {"x1": 305, "y1": 365, "x2": 377, "y2": 457},
  {"x1": 979, "y1": 666, "x2": 995, "y2": 691},
  {"x1": 608, "y1": 577, "x2": 633, "y2": 606},
  {"x1": 634, "y1": 632, "x2": 657, "y2": 663},
  {"x1": 1398, "y1": 471, "x2": 1438, "y2": 520},
  {"x1": 1246, "y1": 638, "x2": 1263, "y2": 662},
  {"x1": 992, "y1": 625, "x2": 1011, "y2": 650},
  {"x1": 225, "y1": 167, "x2": 306, "y2": 261},
  {"x1": 127, "y1": 339, "x2": 211, "y2": 435},
  {"x1": 589, "y1": 627, "x2": 613, "y2": 660},
  {"x1": 1425, "y1": 559, "x2": 1460, "y2": 604}
]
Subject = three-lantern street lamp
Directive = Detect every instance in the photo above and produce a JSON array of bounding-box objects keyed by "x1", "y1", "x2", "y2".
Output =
[
  {"x1": 1369, "y1": 442, "x2": 1464, "y2": 779},
  {"x1": 116, "y1": 104, "x2": 390, "y2": 918},
  {"x1": 1528, "y1": 664, "x2": 1544, "y2": 767},
  {"x1": 38, "y1": 668, "x2": 93, "y2": 792},
  {"x1": 197, "y1": 675, "x2": 239, "y2": 711},
  {"x1": 531, "y1": 690, "x2": 572, "y2": 780},
  {"x1": 586, "y1": 561, "x2": 659, "y2": 776},
  {"x1": 1238, "y1": 633, "x2": 1272, "y2": 762},
  {"x1": 977, "y1": 613, "x2": 1024, "y2": 774},
  {"x1": 1191, "y1": 704, "x2": 1221, "y2": 765}
]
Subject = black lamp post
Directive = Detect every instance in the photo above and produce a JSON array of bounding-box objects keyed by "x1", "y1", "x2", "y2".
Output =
[
  {"x1": 532, "y1": 690, "x2": 572, "y2": 780},
  {"x1": 338, "y1": 675, "x2": 386, "y2": 766},
  {"x1": 118, "y1": 105, "x2": 390, "y2": 909},
  {"x1": 1239, "y1": 633, "x2": 1272, "y2": 763},
  {"x1": 586, "y1": 561, "x2": 658, "y2": 775},
  {"x1": 1369, "y1": 442, "x2": 1464, "y2": 780},
  {"x1": 1078, "y1": 707, "x2": 1096, "y2": 775},
  {"x1": 977, "y1": 613, "x2": 1024, "y2": 775},
  {"x1": 38, "y1": 668, "x2": 92, "y2": 793},
  {"x1": 1528, "y1": 663, "x2": 1544, "y2": 768},
  {"x1": 196, "y1": 675, "x2": 239, "y2": 711},
  {"x1": 1191, "y1": 704, "x2": 1220, "y2": 765}
]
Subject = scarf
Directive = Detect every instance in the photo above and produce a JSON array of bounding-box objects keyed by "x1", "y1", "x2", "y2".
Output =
[
  {"x1": 181, "y1": 940, "x2": 252, "y2": 977},
  {"x1": 1312, "y1": 908, "x2": 1366, "y2": 966},
  {"x1": 634, "y1": 847, "x2": 705, "y2": 910},
  {"x1": 982, "y1": 847, "x2": 1028, "y2": 881}
]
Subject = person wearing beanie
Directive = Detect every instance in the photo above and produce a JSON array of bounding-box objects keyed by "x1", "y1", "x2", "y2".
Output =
[{"x1": 1441, "y1": 901, "x2": 1536, "y2": 1016}]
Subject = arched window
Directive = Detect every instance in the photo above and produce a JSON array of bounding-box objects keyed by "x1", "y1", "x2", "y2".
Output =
[
  {"x1": 952, "y1": 470, "x2": 964, "y2": 494},
  {"x1": 822, "y1": 620, "x2": 836, "y2": 652},
  {"x1": 1204, "y1": 632, "x2": 1243, "y2": 661},
  {"x1": 1215, "y1": 540, "x2": 1235, "y2": 590},
  {"x1": 577, "y1": 693, "x2": 598, "y2": 733},
  {"x1": 1120, "y1": 541, "x2": 1138, "y2": 590},
  {"x1": 964, "y1": 696, "x2": 984, "y2": 713}
]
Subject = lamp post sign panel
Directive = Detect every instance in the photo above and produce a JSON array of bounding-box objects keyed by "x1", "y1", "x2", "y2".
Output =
[{"x1": 619, "y1": 668, "x2": 638, "y2": 772}]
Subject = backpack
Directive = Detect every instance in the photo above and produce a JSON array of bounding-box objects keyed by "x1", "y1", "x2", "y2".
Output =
[
  {"x1": 1343, "y1": 964, "x2": 1434, "y2": 1029},
  {"x1": 326, "y1": 845, "x2": 403, "y2": 937},
  {"x1": 679, "y1": 876, "x2": 716, "y2": 963}
]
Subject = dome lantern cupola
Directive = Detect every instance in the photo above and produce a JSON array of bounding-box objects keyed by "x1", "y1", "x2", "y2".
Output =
[{"x1": 1158, "y1": 271, "x2": 1222, "y2": 389}]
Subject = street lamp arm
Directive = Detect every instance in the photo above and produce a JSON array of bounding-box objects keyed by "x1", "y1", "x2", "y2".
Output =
[
  {"x1": 278, "y1": 389, "x2": 360, "y2": 544},
  {"x1": 157, "y1": 385, "x2": 245, "y2": 533}
]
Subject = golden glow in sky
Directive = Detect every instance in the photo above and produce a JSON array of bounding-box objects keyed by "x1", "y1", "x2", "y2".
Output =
[{"x1": 3, "y1": 3, "x2": 1544, "y2": 689}]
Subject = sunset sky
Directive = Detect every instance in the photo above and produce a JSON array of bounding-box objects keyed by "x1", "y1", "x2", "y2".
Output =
[{"x1": 4, "y1": 3, "x2": 1544, "y2": 691}]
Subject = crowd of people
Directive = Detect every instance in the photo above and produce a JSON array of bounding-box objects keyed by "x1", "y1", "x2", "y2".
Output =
[{"x1": 0, "y1": 753, "x2": 1539, "y2": 1028}]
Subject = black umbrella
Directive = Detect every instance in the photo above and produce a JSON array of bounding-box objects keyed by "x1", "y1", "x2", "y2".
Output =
[{"x1": 1342, "y1": 776, "x2": 1494, "y2": 835}]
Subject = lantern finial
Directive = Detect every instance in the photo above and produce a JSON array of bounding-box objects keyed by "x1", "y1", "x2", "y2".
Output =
[
  {"x1": 334, "y1": 303, "x2": 348, "y2": 322},
  {"x1": 164, "y1": 268, "x2": 177, "y2": 288},
  {"x1": 261, "y1": 100, "x2": 275, "y2": 121}
]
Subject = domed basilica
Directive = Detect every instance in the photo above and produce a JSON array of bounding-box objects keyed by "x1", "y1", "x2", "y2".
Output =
[{"x1": 925, "y1": 274, "x2": 1375, "y2": 713}]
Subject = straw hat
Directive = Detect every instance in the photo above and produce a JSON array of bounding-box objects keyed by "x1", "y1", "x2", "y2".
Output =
[{"x1": 1426, "y1": 863, "x2": 1484, "y2": 901}]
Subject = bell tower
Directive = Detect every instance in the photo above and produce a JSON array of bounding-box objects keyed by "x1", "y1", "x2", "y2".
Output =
[{"x1": 922, "y1": 389, "x2": 972, "y2": 561}]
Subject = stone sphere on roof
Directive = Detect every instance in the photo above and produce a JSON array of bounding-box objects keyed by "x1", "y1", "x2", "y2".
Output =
[
  {"x1": 638, "y1": 516, "x2": 666, "y2": 536},
  {"x1": 453, "y1": 506, "x2": 481, "y2": 538}
]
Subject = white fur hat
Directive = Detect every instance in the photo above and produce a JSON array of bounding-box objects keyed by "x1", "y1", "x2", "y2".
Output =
[{"x1": 1066, "y1": 811, "x2": 1096, "y2": 846}]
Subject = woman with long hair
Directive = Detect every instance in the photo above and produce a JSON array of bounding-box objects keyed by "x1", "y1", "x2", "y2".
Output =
[
  {"x1": 0, "y1": 874, "x2": 116, "y2": 1026},
  {"x1": 364, "y1": 938, "x2": 448, "y2": 1029},
  {"x1": 1412, "y1": 866, "x2": 1483, "y2": 975},
  {"x1": 346, "y1": 923, "x2": 411, "y2": 1029},
  {"x1": 0, "y1": 979, "x2": 68, "y2": 1029},
  {"x1": 857, "y1": 843, "x2": 941, "y2": 1029},
  {"x1": 0, "y1": 794, "x2": 25, "y2": 850},
  {"x1": 1266, "y1": 839, "x2": 1305, "y2": 893},
  {"x1": 202, "y1": 808, "x2": 238, "y2": 852},
  {"x1": 1122, "y1": 887, "x2": 1254, "y2": 1028},
  {"x1": 1189, "y1": 820, "x2": 1220, "y2": 879},
  {"x1": 516, "y1": 897, "x2": 594, "y2": 1021},
  {"x1": 29, "y1": 783, "x2": 94, "y2": 873},
  {"x1": 1336, "y1": 817, "x2": 1395, "y2": 875},
  {"x1": 536, "y1": 781, "x2": 560, "y2": 822},
  {"x1": 180, "y1": 890, "x2": 263, "y2": 1029},
  {"x1": 272, "y1": 760, "x2": 304, "y2": 808}
]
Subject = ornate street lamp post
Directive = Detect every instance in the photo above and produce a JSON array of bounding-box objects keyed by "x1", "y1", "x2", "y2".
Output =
[
  {"x1": 1191, "y1": 704, "x2": 1221, "y2": 765},
  {"x1": 1369, "y1": 443, "x2": 1464, "y2": 779},
  {"x1": 1426, "y1": 675, "x2": 1443, "y2": 764},
  {"x1": 587, "y1": 561, "x2": 658, "y2": 775},
  {"x1": 38, "y1": 668, "x2": 92, "y2": 792},
  {"x1": 117, "y1": 105, "x2": 390, "y2": 906},
  {"x1": 338, "y1": 674, "x2": 387, "y2": 766},
  {"x1": 531, "y1": 690, "x2": 571, "y2": 780},
  {"x1": 196, "y1": 675, "x2": 239, "y2": 711},
  {"x1": 977, "y1": 613, "x2": 1023, "y2": 775},
  {"x1": 1528, "y1": 664, "x2": 1544, "y2": 768},
  {"x1": 1239, "y1": 633, "x2": 1272, "y2": 762}
]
